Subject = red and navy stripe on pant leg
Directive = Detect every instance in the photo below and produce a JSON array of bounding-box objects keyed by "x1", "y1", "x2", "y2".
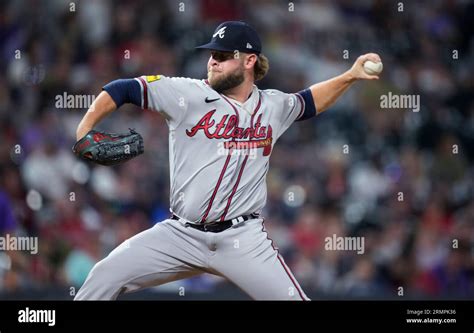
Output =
[{"x1": 260, "y1": 220, "x2": 310, "y2": 301}]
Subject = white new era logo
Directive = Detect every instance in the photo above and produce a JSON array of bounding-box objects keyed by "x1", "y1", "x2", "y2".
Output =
[
  {"x1": 246, "y1": 43, "x2": 253, "y2": 49},
  {"x1": 213, "y1": 27, "x2": 227, "y2": 39}
]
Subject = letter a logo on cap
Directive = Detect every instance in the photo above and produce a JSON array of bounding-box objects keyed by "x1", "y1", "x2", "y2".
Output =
[{"x1": 213, "y1": 26, "x2": 227, "y2": 39}]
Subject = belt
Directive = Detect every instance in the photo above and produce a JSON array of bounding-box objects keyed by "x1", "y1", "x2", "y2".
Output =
[{"x1": 171, "y1": 213, "x2": 259, "y2": 233}]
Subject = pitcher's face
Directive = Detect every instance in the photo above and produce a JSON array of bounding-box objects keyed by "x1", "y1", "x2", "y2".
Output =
[{"x1": 207, "y1": 51, "x2": 245, "y2": 93}]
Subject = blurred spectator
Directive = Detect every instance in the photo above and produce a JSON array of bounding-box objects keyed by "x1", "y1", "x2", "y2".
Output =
[{"x1": 0, "y1": 190, "x2": 16, "y2": 235}]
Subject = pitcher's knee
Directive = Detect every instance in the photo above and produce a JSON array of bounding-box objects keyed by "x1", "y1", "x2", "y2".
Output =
[
  {"x1": 75, "y1": 258, "x2": 126, "y2": 300},
  {"x1": 94, "y1": 256, "x2": 130, "y2": 284}
]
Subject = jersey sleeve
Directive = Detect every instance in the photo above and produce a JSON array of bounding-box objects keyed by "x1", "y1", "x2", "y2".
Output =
[
  {"x1": 278, "y1": 88, "x2": 317, "y2": 134},
  {"x1": 134, "y1": 75, "x2": 193, "y2": 126}
]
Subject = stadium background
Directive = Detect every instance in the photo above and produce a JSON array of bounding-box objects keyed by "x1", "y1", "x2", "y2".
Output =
[{"x1": 0, "y1": 0, "x2": 473, "y2": 300}]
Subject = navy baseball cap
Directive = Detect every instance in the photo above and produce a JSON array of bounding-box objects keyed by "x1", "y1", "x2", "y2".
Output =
[{"x1": 196, "y1": 21, "x2": 262, "y2": 55}]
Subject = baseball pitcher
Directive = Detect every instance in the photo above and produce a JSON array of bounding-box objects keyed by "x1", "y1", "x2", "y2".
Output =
[{"x1": 73, "y1": 21, "x2": 381, "y2": 300}]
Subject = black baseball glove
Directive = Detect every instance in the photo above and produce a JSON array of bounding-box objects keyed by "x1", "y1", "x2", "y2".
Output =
[{"x1": 72, "y1": 129, "x2": 144, "y2": 166}]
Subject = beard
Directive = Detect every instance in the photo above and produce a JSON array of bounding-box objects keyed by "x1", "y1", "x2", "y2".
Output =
[{"x1": 208, "y1": 66, "x2": 245, "y2": 93}]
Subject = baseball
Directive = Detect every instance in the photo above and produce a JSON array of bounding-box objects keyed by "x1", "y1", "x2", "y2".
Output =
[{"x1": 363, "y1": 60, "x2": 383, "y2": 75}]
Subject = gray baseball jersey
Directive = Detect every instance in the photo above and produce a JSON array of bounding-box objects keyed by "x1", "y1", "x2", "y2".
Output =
[
  {"x1": 135, "y1": 75, "x2": 307, "y2": 223},
  {"x1": 75, "y1": 74, "x2": 316, "y2": 301}
]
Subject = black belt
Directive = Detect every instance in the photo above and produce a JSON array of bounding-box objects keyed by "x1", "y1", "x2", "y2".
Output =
[{"x1": 171, "y1": 213, "x2": 259, "y2": 233}]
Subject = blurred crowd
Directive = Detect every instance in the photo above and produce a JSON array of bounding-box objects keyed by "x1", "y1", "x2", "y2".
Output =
[{"x1": 0, "y1": 0, "x2": 473, "y2": 299}]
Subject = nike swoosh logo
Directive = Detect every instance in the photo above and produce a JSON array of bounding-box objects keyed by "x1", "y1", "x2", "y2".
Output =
[{"x1": 205, "y1": 97, "x2": 220, "y2": 103}]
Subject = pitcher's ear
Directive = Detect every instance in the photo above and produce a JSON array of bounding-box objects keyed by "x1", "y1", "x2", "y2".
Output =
[{"x1": 245, "y1": 53, "x2": 257, "y2": 68}]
